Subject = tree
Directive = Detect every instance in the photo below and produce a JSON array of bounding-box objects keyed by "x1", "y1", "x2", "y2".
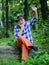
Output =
[
  {"x1": 2, "y1": 0, "x2": 4, "y2": 24},
  {"x1": 40, "y1": 0, "x2": 48, "y2": 20},
  {"x1": 5, "y1": 0, "x2": 9, "y2": 37},
  {"x1": 24, "y1": 0, "x2": 29, "y2": 20}
]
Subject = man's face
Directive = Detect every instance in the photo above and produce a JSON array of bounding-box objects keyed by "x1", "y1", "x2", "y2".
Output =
[{"x1": 18, "y1": 18, "x2": 25, "y2": 25}]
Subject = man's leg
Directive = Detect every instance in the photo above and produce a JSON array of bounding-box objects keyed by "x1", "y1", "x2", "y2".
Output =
[{"x1": 21, "y1": 43, "x2": 28, "y2": 60}]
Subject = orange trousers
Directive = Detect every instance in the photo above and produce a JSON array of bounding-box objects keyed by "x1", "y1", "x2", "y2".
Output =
[{"x1": 17, "y1": 36, "x2": 33, "y2": 60}]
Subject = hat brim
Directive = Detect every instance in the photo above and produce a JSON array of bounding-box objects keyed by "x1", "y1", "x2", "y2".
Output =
[{"x1": 16, "y1": 17, "x2": 24, "y2": 22}]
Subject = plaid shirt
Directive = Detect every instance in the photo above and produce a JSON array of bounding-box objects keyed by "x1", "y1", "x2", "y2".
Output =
[{"x1": 14, "y1": 17, "x2": 38, "y2": 44}]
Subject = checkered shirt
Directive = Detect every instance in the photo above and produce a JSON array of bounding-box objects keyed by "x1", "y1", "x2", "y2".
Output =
[{"x1": 14, "y1": 17, "x2": 38, "y2": 44}]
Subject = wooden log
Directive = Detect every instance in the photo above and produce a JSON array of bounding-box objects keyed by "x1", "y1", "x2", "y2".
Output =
[{"x1": 0, "y1": 46, "x2": 21, "y2": 59}]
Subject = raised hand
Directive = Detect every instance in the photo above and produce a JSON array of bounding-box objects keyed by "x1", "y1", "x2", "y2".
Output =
[{"x1": 30, "y1": 5, "x2": 37, "y2": 12}]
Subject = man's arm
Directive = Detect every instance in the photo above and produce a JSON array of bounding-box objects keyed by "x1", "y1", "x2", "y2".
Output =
[
  {"x1": 29, "y1": 5, "x2": 38, "y2": 26},
  {"x1": 18, "y1": 22, "x2": 25, "y2": 36},
  {"x1": 18, "y1": 26, "x2": 24, "y2": 36},
  {"x1": 14, "y1": 26, "x2": 19, "y2": 39},
  {"x1": 14, "y1": 23, "x2": 25, "y2": 39},
  {"x1": 31, "y1": 5, "x2": 38, "y2": 19}
]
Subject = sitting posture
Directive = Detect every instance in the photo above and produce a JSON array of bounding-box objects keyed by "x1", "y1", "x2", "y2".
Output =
[{"x1": 14, "y1": 5, "x2": 38, "y2": 61}]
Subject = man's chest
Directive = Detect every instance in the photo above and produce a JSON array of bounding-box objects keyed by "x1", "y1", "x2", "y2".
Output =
[{"x1": 18, "y1": 24, "x2": 30, "y2": 34}]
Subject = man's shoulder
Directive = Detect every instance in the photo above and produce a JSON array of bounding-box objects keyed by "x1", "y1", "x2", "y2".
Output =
[{"x1": 25, "y1": 20, "x2": 30, "y2": 25}]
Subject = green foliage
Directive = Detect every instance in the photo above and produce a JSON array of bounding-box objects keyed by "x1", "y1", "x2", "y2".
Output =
[
  {"x1": 25, "y1": 52, "x2": 49, "y2": 65},
  {"x1": 0, "y1": 58, "x2": 21, "y2": 65},
  {"x1": 0, "y1": 35, "x2": 16, "y2": 46},
  {"x1": 9, "y1": 0, "x2": 24, "y2": 20},
  {"x1": 0, "y1": 27, "x2": 5, "y2": 38}
]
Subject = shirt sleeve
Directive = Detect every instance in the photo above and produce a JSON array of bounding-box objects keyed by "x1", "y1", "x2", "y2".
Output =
[
  {"x1": 14, "y1": 26, "x2": 19, "y2": 39},
  {"x1": 29, "y1": 17, "x2": 38, "y2": 26}
]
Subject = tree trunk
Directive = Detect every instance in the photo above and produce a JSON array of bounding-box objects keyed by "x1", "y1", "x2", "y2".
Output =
[
  {"x1": 2, "y1": 0, "x2": 4, "y2": 26},
  {"x1": 24, "y1": 0, "x2": 29, "y2": 20},
  {"x1": 5, "y1": 0, "x2": 9, "y2": 37},
  {"x1": 40, "y1": 0, "x2": 48, "y2": 20}
]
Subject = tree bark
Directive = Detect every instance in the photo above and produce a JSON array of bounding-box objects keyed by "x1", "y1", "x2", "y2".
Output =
[
  {"x1": 2, "y1": 0, "x2": 4, "y2": 26},
  {"x1": 5, "y1": 0, "x2": 9, "y2": 37},
  {"x1": 24, "y1": 0, "x2": 29, "y2": 20},
  {"x1": 40, "y1": 0, "x2": 48, "y2": 20}
]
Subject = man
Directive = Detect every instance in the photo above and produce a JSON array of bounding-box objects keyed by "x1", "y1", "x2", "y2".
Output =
[{"x1": 14, "y1": 5, "x2": 38, "y2": 61}]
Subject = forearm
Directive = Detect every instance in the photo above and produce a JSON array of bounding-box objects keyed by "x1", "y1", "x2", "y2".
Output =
[
  {"x1": 18, "y1": 23, "x2": 25, "y2": 36},
  {"x1": 34, "y1": 10, "x2": 38, "y2": 19},
  {"x1": 18, "y1": 29, "x2": 23, "y2": 36},
  {"x1": 29, "y1": 10, "x2": 38, "y2": 26},
  {"x1": 31, "y1": 5, "x2": 38, "y2": 19}
]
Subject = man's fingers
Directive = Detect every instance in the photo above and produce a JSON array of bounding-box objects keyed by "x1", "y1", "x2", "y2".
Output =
[{"x1": 30, "y1": 5, "x2": 35, "y2": 8}]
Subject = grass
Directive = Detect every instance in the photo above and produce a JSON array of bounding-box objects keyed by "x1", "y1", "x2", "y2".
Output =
[
  {"x1": 0, "y1": 52, "x2": 49, "y2": 65},
  {"x1": 0, "y1": 58, "x2": 21, "y2": 65},
  {"x1": 0, "y1": 36, "x2": 16, "y2": 46}
]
